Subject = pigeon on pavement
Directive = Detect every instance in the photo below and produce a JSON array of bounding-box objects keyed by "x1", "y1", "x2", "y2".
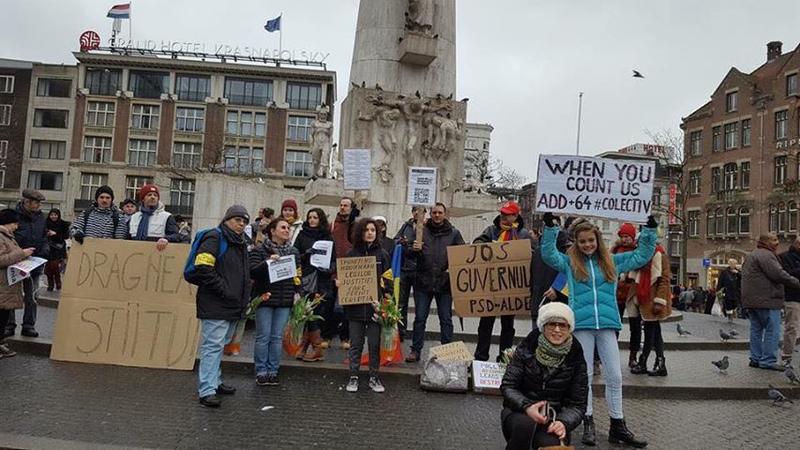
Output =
[
  {"x1": 711, "y1": 356, "x2": 729, "y2": 373},
  {"x1": 677, "y1": 323, "x2": 691, "y2": 336},
  {"x1": 719, "y1": 329, "x2": 734, "y2": 341},
  {"x1": 786, "y1": 365, "x2": 800, "y2": 385},
  {"x1": 768, "y1": 384, "x2": 794, "y2": 406}
]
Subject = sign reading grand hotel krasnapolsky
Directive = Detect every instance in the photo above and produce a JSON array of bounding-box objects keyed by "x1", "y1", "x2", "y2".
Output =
[
  {"x1": 113, "y1": 38, "x2": 330, "y2": 63},
  {"x1": 536, "y1": 154, "x2": 655, "y2": 223}
]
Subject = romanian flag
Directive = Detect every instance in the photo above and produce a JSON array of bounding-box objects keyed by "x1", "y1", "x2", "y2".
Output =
[{"x1": 107, "y1": 3, "x2": 131, "y2": 19}]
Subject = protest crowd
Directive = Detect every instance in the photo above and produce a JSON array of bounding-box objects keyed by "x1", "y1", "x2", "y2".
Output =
[{"x1": 2, "y1": 179, "x2": 800, "y2": 450}]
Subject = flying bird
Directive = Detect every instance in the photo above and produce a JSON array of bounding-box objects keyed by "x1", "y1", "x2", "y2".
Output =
[
  {"x1": 460, "y1": 97, "x2": 469, "y2": 102},
  {"x1": 632, "y1": 70, "x2": 644, "y2": 78},
  {"x1": 719, "y1": 329, "x2": 734, "y2": 342},
  {"x1": 768, "y1": 384, "x2": 793, "y2": 406},
  {"x1": 711, "y1": 356, "x2": 729, "y2": 373},
  {"x1": 676, "y1": 323, "x2": 691, "y2": 336},
  {"x1": 786, "y1": 366, "x2": 800, "y2": 385}
]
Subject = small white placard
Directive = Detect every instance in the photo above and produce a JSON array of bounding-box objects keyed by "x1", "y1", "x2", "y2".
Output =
[
  {"x1": 7, "y1": 257, "x2": 47, "y2": 286},
  {"x1": 343, "y1": 148, "x2": 371, "y2": 191},
  {"x1": 310, "y1": 240, "x2": 334, "y2": 270},
  {"x1": 472, "y1": 360, "x2": 505, "y2": 394},
  {"x1": 407, "y1": 166, "x2": 437, "y2": 206},
  {"x1": 267, "y1": 255, "x2": 297, "y2": 283}
]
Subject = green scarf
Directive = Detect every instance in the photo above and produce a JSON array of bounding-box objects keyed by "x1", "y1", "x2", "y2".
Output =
[{"x1": 535, "y1": 333, "x2": 573, "y2": 368}]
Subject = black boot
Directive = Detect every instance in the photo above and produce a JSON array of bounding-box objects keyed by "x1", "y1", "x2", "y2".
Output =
[
  {"x1": 628, "y1": 351, "x2": 638, "y2": 369},
  {"x1": 609, "y1": 418, "x2": 648, "y2": 448},
  {"x1": 630, "y1": 353, "x2": 649, "y2": 374},
  {"x1": 582, "y1": 414, "x2": 597, "y2": 446},
  {"x1": 648, "y1": 356, "x2": 667, "y2": 377}
]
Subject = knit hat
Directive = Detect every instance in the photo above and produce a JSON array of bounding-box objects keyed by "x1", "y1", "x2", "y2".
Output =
[
  {"x1": 281, "y1": 198, "x2": 298, "y2": 213},
  {"x1": 537, "y1": 302, "x2": 575, "y2": 331},
  {"x1": 120, "y1": 198, "x2": 137, "y2": 207},
  {"x1": 95, "y1": 185, "x2": 115, "y2": 201},
  {"x1": 372, "y1": 215, "x2": 387, "y2": 224},
  {"x1": 22, "y1": 189, "x2": 45, "y2": 202},
  {"x1": 223, "y1": 204, "x2": 250, "y2": 223},
  {"x1": 499, "y1": 200, "x2": 520, "y2": 215},
  {"x1": 0, "y1": 208, "x2": 19, "y2": 226},
  {"x1": 139, "y1": 184, "x2": 160, "y2": 201},
  {"x1": 618, "y1": 223, "x2": 637, "y2": 239}
]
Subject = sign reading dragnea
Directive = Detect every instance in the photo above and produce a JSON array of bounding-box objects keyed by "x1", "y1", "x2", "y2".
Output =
[{"x1": 536, "y1": 154, "x2": 655, "y2": 223}]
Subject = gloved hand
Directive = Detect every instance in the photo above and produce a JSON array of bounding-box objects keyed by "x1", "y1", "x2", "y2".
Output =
[
  {"x1": 72, "y1": 231, "x2": 85, "y2": 245},
  {"x1": 646, "y1": 215, "x2": 658, "y2": 228},
  {"x1": 543, "y1": 212, "x2": 556, "y2": 228}
]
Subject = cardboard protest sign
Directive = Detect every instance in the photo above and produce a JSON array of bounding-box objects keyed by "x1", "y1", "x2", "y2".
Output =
[
  {"x1": 407, "y1": 166, "x2": 437, "y2": 206},
  {"x1": 336, "y1": 256, "x2": 378, "y2": 305},
  {"x1": 7, "y1": 256, "x2": 47, "y2": 285},
  {"x1": 472, "y1": 360, "x2": 505, "y2": 395},
  {"x1": 448, "y1": 240, "x2": 531, "y2": 317},
  {"x1": 536, "y1": 154, "x2": 655, "y2": 223},
  {"x1": 267, "y1": 255, "x2": 297, "y2": 283},
  {"x1": 310, "y1": 240, "x2": 333, "y2": 270},
  {"x1": 429, "y1": 341, "x2": 473, "y2": 362},
  {"x1": 343, "y1": 148, "x2": 371, "y2": 190},
  {"x1": 50, "y1": 239, "x2": 199, "y2": 370}
]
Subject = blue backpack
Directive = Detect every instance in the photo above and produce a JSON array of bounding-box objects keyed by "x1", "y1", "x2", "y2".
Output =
[{"x1": 184, "y1": 227, "x2": 229, "y2": 285}]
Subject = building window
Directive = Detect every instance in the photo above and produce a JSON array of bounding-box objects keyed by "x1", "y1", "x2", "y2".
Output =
[
  {"x1": 707, "y1": 210, "x2": 715, "y2": 236},
  {"x1": 85, "y1": 68, "x2": 121, "y2": 96},
  {"x1": 285, "y1": 150, "x2": 313, "y2": 177},
  {"x1": 0, "y1": 140, "x2": 7, "y2": 159},
  {"x1": 172, "y1": 142, "x2": 201, "y2": 169},
  {"x1": 36, "y1": 78, "x2": 71, "y2": 97},
  {"x1": 652, "y1": 187, "x2": 662, "y2": 207},
  {"x1": 0, "y1": 105, "x2": 10, "y2": 126},
  {"x1": 725, "y1": 91, "x2": 737, "y2": 112},
  {"x1": 712, "y1": 126, "x2": 722, "y2": 152},
  {"x1": 175, "y1": 107, "x2": 204, "y2": 132},
  {"x1": 223, "y1": 146, "x2": 264, "y2": 175},
  {"x1": 724, "y1": 122, "x2": 738, "y2": 149},
  {"x1": 131, "y1": 104, "x2": 160, "y2": 129},
  {"x1": 125, "y1": 176, "x2": 153, "y2": 201},
  {"x1": 30, "y1": 140, "x2": 66, "y2": 160},
  {"x1": 224, "y1": 78, "x2": 273, "y2": 106},
  {"x1": 711, "y1": 167, "x2": 721, "y2": 193},
  {"x1": 34, "y1": 109, "x2": 68, "y2": 128},
  {"x1": 723, "y1": 163, "x2": 738, "y2": 191},
  {"x1": 80, "y1": 173, "x2": 108, "y2": 200},
  {"x1": 129, "y1": 71, "x2": 169, "y2": 99},
  {"x1": 742, "y1": 119, "x2": 751, "y2": 146},
  {"x1": 715, "y1": 208, "x2": 724, "y2": 236},
  {"x1": 776, "y1": 110, "x2": 788, "y2": 140},
  {"x1": 83, "y1": 136, "x2": 112, "y2": 163},
  {"x1": 286, "y1": 82, "x2": 322, "y2": 110},
  {"x1": 779, "y1": 202, "x2": 788, "y2": 233},
  {"x1": 791, "y1": 202, "x2": 799, "y2": 233},
  {"x1": 27, "y1": 171, "x2": 63, "y2": 191},
  {"x1": 775, "y1": 155, "x2": 787, "y2": 185},
  {"x1": 175, "y1": 74, "x2": 210, "y2": 102},
  {"x1": 128, "y1": 139, "x2": 157, "y2": 167},
  {"x1": 0, "y1": 170, "x2": 4, "y2": 188},
  {"x1": 788, "y1": 73, "x2": 798, "y2": 96},
  {"x1": 170, "y1": 179, "x2": 195, "y2": 208},
  {"x1": 287, "y1": 115, "x2": 313, "y2": 141},
  {"x1": 689, "y1": 131, "x2": 702, "y2": 156},
  {"x1": 86, "y1": 101, "x2": 115, "y2": 127},
  {"x1": 0, "y1": 76, "x2": 13, "y2": 93},
  {"x1": 689, "y1": 170, "x2": 701, "y2": 194},
  {"x1": 769, "y1": 204, "x2": 778, "y2": 233},
  {"x1": 226, "y1": 110, "x2": 266, "y2": 137},
  {"x1": 688, "y1": 211, "x2": 700, "y2": 237},
  {"x1": 740, "y1": 161, "x2": 750, "y2": 189},
  {"x1": 725, "y1": 207, "x2": 737, "y2": 235},
  {"x1": 739, "y1": 207, "x2": 750, "y2": 234}
]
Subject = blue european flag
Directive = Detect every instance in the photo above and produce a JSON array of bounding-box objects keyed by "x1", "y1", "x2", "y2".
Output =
[{"x1": 264, "y1": 15, "x2": 281, "y2": 32}]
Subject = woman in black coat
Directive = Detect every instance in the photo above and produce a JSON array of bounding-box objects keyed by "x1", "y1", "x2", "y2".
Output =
[
  {"x1": 44, "y1": 209, "x2": 70, "y2": 291},
  {"x1": 501, "y1": 302, "x2": 588, "y2": 450}
]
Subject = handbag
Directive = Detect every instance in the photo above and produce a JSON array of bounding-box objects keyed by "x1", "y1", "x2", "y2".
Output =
[
  {"x1": 711, "y1": 300, "x2": 723, "y2": 317},
  {"x1": 301, "y1": 271, "x2": 319, "y2": 296},
  {"x1": 419, "y1": 356, "x2": 469, "y2": 393},
  {"x1": 538, "y1": 405, "x2": 575, "y2": 450}
]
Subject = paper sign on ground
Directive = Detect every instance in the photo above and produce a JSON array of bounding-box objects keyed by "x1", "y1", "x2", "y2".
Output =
[
  {"x1": 429, "y1": 341, "x2": 473, "y2": 362},
  {"x1": 535, "y1": 154, "x2": 655, "y2": 223},
  {"x1": 310, "y1": 240, "x2": 334, "y2": 270},
  {"x1": 267, "y1": 255, "x2": 297, "y2": 283},
  {"x1": 448, "y1": 240, "x2": 531, "y2": 317},
  {"x1": 7, "y1": 256, "x2": 47, "y2": 286},
  {"x1": 472, "y1": 360, "x2": 505, "y2": 395},
  {"x1": 343, "y1": 148, "x2": 371, "y2": 190},
  {"x1": 336, "y1": 256, "x2": 378, "y2": 305},
  {"x1": 50, "y1": 239, "x2": 199, "y2": 370},
  {"x1": 407, "y1": 166, "x2": 437, "y2": 206}
]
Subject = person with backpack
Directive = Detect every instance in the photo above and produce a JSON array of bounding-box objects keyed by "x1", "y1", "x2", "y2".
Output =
[
  {"x1": 70, "y1": 186, "x2": 128, "y2": 243},
  {"x1": 186, "y1": 205, "x2": 251, "y2": 408},
  {"x1": 128, "y1": 184, "x2": 182, "y2": 250}
]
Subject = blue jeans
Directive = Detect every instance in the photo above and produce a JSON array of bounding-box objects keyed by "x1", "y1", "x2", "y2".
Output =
[
  {"x1": 574, "y1": 329, "x2": 624, "y2": 419},
  {"x1": 254, "y1": 306, "x2": 291, "y2": 376},
  {"x1": 411, "y1": 290, "x2": 454, "y2": 353},
  {"x1": 198, "y1": 319, "x2": 236, "y2": 398},
  {"x1": 747, "y1": 308, "x2": 782, "y2": 367}
]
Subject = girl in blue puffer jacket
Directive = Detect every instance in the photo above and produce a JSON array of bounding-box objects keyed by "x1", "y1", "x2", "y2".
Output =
[{"x1": 541, "y1": 212, "x2": 657, "y2": 448}]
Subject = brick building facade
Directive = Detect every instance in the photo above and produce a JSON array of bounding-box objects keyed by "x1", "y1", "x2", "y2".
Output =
[{"x1": 0, "y1": 59, "x2": 33, "y2": 207}]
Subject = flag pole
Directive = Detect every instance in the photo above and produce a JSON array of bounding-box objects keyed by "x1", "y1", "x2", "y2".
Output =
[
  {"x1": 128, "y1": 3, "x2": 132, "y2": 44},
  {"x1": 279, "y1": 12, "x2": 283, "y2": 57}
]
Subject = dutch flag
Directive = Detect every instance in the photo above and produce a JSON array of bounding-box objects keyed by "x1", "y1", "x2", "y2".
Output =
[{"x1": 107, "y1": 3, "x2": 131, "y2": 19}]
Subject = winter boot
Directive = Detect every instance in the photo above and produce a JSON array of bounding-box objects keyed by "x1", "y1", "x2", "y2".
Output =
[
  {"x1": 630, "y1": 354, "x2": 649, "y2": 375},
  {"x1": 608, "y1": 418, "x2": 648, "y2": 448},
  {"x1": 581, "y1": 414, "x2": 597, "y2": 446},
  {"x1": 628, "y1": 351, "x2": 638, "y2": 369},
  {"x1": 648, "y1": 356, "x2": 667, "y2": 377},
  {"x1": 303, "y1": 330, "x2": 325, "y2": 362},
  {"x1": 296, "y1": 332, "x2": 311, "y2": 360}
]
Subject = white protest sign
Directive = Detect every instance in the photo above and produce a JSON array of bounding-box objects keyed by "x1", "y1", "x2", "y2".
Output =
[
  {"x1": 407, "y1": 166, "x2": 437, "y2": 206},
  {"x1": 310, "y1": 240, "x2": 333, "y2": 270},
  {"x1": 7, "y1": 257, "x2": 47, "y2": 286},
  {"x1": 536, "y1": 154, "x2": 655, "y2": 223},
  {"x1": 267, "y1": 255, "x2": 297, "y2": 283},
  {"x1": 343, "y1": 148, "x2": 371, "y2": 190},
  {"x1": 472, "y1": 360, "x2": 505, "y2": 395}
]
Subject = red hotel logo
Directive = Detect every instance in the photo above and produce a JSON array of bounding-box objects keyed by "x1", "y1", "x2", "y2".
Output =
[{"x1": 80, "y1": 31, "x2": 101, "y2": 52}]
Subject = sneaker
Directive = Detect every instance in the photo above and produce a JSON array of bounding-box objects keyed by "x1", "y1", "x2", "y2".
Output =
[
  {"x1": 199, "y1": 395, "x2": 221, "y2": 408},
  {"x1": 256, "y1": 375, "x2": 270, "y2": 386},
  {"x1": 346, "y1": 376, "x2": 359, "y2": 392},
  {"x1": 368, "y1": 376, "x2": 385, "y2": 393},
  {"x1": 749, "y1": 360, "x2": 759, "y2": 368},
  {"x1": 340, "y1": 340, "x2": 351, "y2": 350},
  {"x1": 216, "y1": 383, "x2": 236, "y2": 395},
  {"x1": 265, "y1": 374, "x2": 280, "y2": 386},
  {"x1": 0, "y1": 343, "x2": 16, "y2": 359}
]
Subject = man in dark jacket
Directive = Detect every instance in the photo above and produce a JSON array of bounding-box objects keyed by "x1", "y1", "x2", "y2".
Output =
[
  {"x1": 405, "y1": 202, "x2": 465, "y2": 362},
  {"x1": 474, "y1": 201, "x2": 533, "y2": 362},
  {"x1": 5, "y1": 189, "x2": 49, "y2": 338},
  {"x1": 192, "y1": 205, "x2": 251, "y2": 408},
  {"x1": 778, "y1": 238, "x2": 800, "y2": 366},
  {"x1": 394, "y1": 206, "x2": 426, "y2": 341},
  {"x1": 716, "y1": 258, "x2": 742, "y2": 318},
  {"x1": 326, "y1": 197, "x2": 360, "y2": 349}
]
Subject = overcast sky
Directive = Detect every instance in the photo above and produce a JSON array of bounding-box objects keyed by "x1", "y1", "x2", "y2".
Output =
[{"x1": 3, "y1": 0, "x2": 800, "y2": 182}]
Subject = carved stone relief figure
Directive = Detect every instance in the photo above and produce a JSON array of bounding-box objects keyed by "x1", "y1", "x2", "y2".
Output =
[
  {"x1": 359, "y1": 96, "x2": 403, "y2": 181},
  {"x1": 310, "y1": 105, "x2": 333, "y2": 178},
  {"x1": 406, "y1": 0, "x2": 434, "y2": 35}
]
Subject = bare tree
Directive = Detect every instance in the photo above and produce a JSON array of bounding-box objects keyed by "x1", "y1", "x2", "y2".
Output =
[{"x1": 464, "y1": 151, "x2": 527, "y2": 190}]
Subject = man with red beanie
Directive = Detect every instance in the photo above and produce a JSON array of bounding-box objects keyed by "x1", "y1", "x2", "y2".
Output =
[
  {"x1": 128, "y1": 184, "x2": 182, "y2": 250},
  {"x1": 612, "y1": 223, "x2": 643, "y2": 369},
  {"x1": 280, "y1": 198, "x2": 303, "y2": 246}
]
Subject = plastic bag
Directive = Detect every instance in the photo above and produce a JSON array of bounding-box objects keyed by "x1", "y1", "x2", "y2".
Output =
[
  {"x1": 711, "y1": 301, "x2": 723, "y2": 317},
  {"x1": 420, "y1": 357, "x2": 469, "y2": 393},
  {"x1": 358, "y1": 325, "x2": 404, "y2": 366},
  {"x1": 301, "y1": 271, "x2": 319, "y2": 296},
  {"x1": 282, "y1": 320, "x2": 306, "y2": 356}
]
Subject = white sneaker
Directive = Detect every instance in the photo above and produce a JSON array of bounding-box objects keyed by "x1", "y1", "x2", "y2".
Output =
[
  {"x1": 368, "y1": 376, "x2": 385, "y2": 393},
  {"x1": 346, "y1": 376, "x2": 359, "y2": 392}
]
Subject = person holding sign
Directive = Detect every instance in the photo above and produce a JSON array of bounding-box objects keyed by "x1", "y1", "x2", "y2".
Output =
[
  {"x1": 0, "y1": 209, "x2": 35, "y2": 359},
  {"x1": 250, "y1": 218, "x2": 302, "y2": 386},
  {"x1": 473, "y1": 201, "x2": 532, "y2": 362},
  {"x1": 541, "y1": 212, "x2": 656, "y2": 448},
  {"x1": 501, "y1": 302, "x2": 587, "y2": 450},
  {"x1": 338, "y1": 218, "x2": 392, "y2": 393}
]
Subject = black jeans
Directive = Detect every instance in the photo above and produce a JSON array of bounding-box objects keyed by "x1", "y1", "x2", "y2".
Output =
[
  {"x1": 501, "y1": 408, "x2": 565, "y2": 450},
  {"x1": 618, "y1": 302, "x2": 641, "y2": 352},
  {"x1": 6, "y1": 275, "x2": 38, "y2": 331},
  {"x1": 348, "y1": 320, "x2": 380, "y2": 377},
  {"x1": 322, "y1": 289, "x2": 349, "y2": 341},
  {"x1": 641, "y1": 320, "x2": 664, "y2": 359},
  {"x1": 475, "y1": 315, "x2": 515, "y2": 362},
  {"x1": 0, "y1": 309, "x2": 10, "y2": 341}
]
